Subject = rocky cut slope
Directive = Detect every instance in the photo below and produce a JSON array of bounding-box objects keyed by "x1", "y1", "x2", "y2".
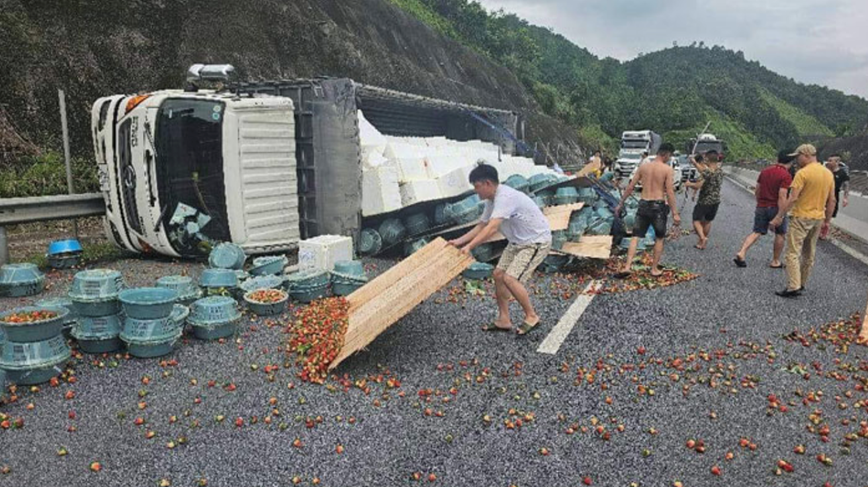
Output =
[{"x1": 0, "y1": 0, "x2": 584, "y2": 166}]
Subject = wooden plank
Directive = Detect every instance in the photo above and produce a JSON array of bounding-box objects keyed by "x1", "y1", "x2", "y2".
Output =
[
  {"x1": 347, "y1": 238, "x2": 447, "y2": 313},
  {"x1": 559, "y1": 235, "x2": 613, "y2": 260},
  {"x1": 331, "y1": 239, "x2": 474, "y2": 369}
]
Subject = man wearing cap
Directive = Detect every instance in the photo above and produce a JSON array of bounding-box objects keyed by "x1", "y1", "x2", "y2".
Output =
[
  {"x1": 733, "y1": 149, "x2": 795, "y2": 268},
  {"x1": 770, "y1": 144, "x2": 835, "y2": 298}
]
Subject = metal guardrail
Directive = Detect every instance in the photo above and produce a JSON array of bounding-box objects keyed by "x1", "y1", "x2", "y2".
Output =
[
  {"x1": 0, "y1": 193, "x2": 105, "y2": 226},
  {"x1": 0, "y1": 193, "x2": 106, "y2": 264}
]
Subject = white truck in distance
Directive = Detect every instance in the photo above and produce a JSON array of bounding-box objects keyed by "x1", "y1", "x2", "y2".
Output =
[{"x1": 614, "y1": 130, "x2": 661, "y2": 179}]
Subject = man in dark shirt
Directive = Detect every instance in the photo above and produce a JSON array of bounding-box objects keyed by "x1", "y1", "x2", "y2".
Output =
[
  {"x1": 820, "y1": 154, "x2": 850, "y2": 239},
  {"x1": 685, "y1": 150, "x2": 724, "y2": 249},
  {"x1": 734, "y1": 149, "x2": 795, "y2": 267}
]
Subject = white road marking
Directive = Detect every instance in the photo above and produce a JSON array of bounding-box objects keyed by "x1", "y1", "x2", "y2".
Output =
[
  {"x1": 537, "y1": 280, "x2": 600, "y2": 355},
  {"x1": 829, "y1": 239, "x2": 868, "y2": 267}
]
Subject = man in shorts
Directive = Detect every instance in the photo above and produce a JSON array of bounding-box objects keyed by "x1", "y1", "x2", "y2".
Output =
[
  {"x1": 685, "y1": 150, "x2": 724, "y2": 249},
  {"x1": 614, "y1": 143, "x2": 682, "y2": 278},
  {"x1": 820, "y1": 154, "x2": 850, "y2": 239},
  {"x1": 449, "y1": 164, "x2": 552, "y2": 335},
  {"x1": 733, "y1": 149, "x2": 794, "y2": 268}
]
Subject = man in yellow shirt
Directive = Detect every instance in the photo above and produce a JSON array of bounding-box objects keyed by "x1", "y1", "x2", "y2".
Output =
[{"x1": 770, "y1": 144, "x2": 835, "y2": 298}]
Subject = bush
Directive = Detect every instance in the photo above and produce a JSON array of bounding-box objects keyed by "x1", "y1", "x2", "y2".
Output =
[{"x1": 0, "y1": 150, "x2": 99, "y2": 198}]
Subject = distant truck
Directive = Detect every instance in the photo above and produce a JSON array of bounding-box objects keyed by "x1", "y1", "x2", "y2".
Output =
[
  {"x1": 683, "y1": 133, "x2": 727, "y2": 181},
  {"x1": 614, "y1": 130, "x2": 662, "y2": 179},
  {"x1": 91, "y1": 65, "x2": 523, "y2": 258}
]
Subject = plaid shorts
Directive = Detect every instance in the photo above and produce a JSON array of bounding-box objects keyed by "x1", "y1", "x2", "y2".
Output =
[{"x1": 497, "y1": 242, "x2": 551, "y2": 283}]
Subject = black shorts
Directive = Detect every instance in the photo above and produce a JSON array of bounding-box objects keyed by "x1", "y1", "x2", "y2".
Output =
[
  {"x1": 634, "y1": 200, "x2": 669, "y2": 239},
  {"x1": 692, "y1": 203, "x2": 719, "y2": 222}
]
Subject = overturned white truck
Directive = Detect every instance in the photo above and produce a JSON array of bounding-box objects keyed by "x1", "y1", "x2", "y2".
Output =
[{"x1": 91, "y1": 65, "x2": 540, "y2": 258}]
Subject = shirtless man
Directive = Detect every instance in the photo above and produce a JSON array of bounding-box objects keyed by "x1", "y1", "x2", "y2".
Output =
[{"x1": 614, "y1": 143, "x2": 681, "y2": 277}]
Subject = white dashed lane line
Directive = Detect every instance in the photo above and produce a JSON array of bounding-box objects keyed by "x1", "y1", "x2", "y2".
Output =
[{"x1": 537, "y1": 280, "x2": 600, "y2": 355}]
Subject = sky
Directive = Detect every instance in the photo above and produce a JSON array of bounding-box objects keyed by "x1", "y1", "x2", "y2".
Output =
[{"x1": 475, "y1": 0, "x2": 868, "y2": 99}]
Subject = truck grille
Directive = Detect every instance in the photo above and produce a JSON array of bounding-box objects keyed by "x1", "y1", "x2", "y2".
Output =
[{"x1": 117, "y1": 119, "x2": 143, "y2": 234}]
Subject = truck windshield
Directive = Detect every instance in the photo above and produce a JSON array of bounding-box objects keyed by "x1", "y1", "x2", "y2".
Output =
[
  {"x1": 155, "y1": 98, "x2": 230, "y2": 254},
  {"x1": 621, "y1": 140, "x2": 648, "y2": 149},
  {"x1": 694, "y1": 141, "x2": 723, "y2": 155}
]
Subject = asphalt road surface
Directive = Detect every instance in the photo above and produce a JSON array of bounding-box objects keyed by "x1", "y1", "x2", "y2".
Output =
[{"x1": 1, "y1": 180, "x2": 867, "y2": 487}]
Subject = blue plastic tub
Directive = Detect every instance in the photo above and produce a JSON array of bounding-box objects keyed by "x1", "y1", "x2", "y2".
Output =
[
  {"x1": 243, "y1": 290, "x2": 289, "y2": 316},
  {"x1": 359, "y1": 228, "x2": 383, "y2": 256},
  {"x1": 529, "y1": 173, "x2": 556, "y2": 193},
  {"x1": 532, "y1": 196, "x2": 546, "y2": 209},
  {"x1": 290, "y1": 283, "x2": 330, "y2": 303},
  {"x1": 239, "y1": 275, "x2": 285, "y2": 293},
  {"x1": 286, "y1": 270, "x2": 331, "y2": 290},
  {"x1": 121, "y1": 305, "x2": 189, "y2": 342},
  {"x1": 333, "y1": 260, "x2": 365, "y2": 277},
  {"x1": 540, "y1": 254, "x2": 570, "y2": 273},
  {"x1": 378, "y1": 219, "x2": 407, "y2": 247},
  {"x1": 462, "y1": 262, "x2": 494, "y2": 280},
  {"x1": 155, "y1": 275, "x2": 202, "y2": 304},
  {"x1": 190, "y1": 321, "x2": 238, "y2": 340},
  {"x1": 72, "y1": 299, "x2": 121, "y2": 317},
  {"x1": 552, "y1": 230, "x2": 568, "y2": 250},
  {"x1": 332, "y1": 279, "x2": 365, "y2": 297},
  {"x1": 248, "y1": 255, "x2": 288, "y2": 276},
  {"x1": 471, "y1": 244, "x2": 496, "y2": 262},
  {"x1": 123, "y1": 333, "x2": 182, "y2": 358},
  {"x1": 0, "y1": 263, "x2": 45, "y2": 298},
  {"x1": 68, "y1": 269, "x2": 125, "y2": 301},
  {"x1": 404, "y1": 238, "x2": 429, "y2": 256},
  {"x1": 554, "y1": 187, "x2": 579, "y2": 205},
  {"x1": 434, "y1": 203, "x2": 453, "y2": 226},
  {"x1": 0, "y1": 306, "x2": 69, "y2": 342},
  {"x1": 504, "y1": 174, "x2": 530, "y2": 193},
  {"x1": 73, "y1": 312, "x2": 124, "y2": 353},
  {"x1": 48, "y1": 239, "x2": 83, "y2": 255},
  {"x1": 187, "y1": 296, "x2": 241, "y2": 327},
  {"x1": 208, "y1": 242, "x2": 247, "y2": 270},
  {"x1": 47, "y1": 254, "x2": 82, "y2": 270},
  {"x1": 198, "y1": 268, "x2": 238, "y2": 289},
  {"x1": 119, "y1": 287, "x2": 178, "y2": 319},
  {"x1": 404, "y1": 213, "x2": 431, "y2": 236},
  {"x1": 0, "y1": 334, "x2": 70, "y2": 385}
]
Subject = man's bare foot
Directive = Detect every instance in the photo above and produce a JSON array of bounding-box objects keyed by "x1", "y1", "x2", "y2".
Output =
[
  {"x1": 523, "y1": 315, "x2": 540, "y2": 327},
  {"x1": 695, "y1": 237, "x2": 708, "y2": 250}
]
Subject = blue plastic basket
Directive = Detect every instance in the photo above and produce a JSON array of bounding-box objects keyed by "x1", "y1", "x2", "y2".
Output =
[
  {"x1": 552, "y1": 230, "x2": 568, "y2": 250},
  {"x1": 187, "y1": 296, "x2": 241, "y2": 327},
  {"x1": 290, "y1": 283, "x2": 330, "y2": 304},
  {"x1": 68, "y1": 269, "x2": 125, "y2": 302},
  {"x1": 72, "y1": 299, "x2": 121, "y2": 318},
  {"x1": 199, "y1": 268, "x2": 239, "y2": 289},
  {"x1": 433, "y1": 203, "x2": 453, "y2": 226},
  {"x1": 554, "y1": 187, "x2": 579, "y2": 205},
  {"x1": 73, "y1": 313, "x2": 123, "y2": 341},
  {"x1": 47, "y1": 254, "x2": 82, "y2": 269},
  {"x1": 239, "y1": 275, "x2": 285, "y2": 293},
  {"x1": 332, "y1": 280, "x2": 365, "y2": 297},
  {"x1": 462, "y1": 262, "x2": 494, "y2": 280},
  {"x1": 0, "y1": 306, "x2": 70, "y2": 342},
  {"x1": 155, "y1": 275, "x2": 202, "y2": 303},
  {"x1": 0, "y1": 334, "x2": 70, "y2": 385},
  {"x1": 119, "y1": 287, "x2": 178, "y2": 319},
  {"x1": 286, "y1": 270, "x2": 331, "y2": 290},
  {"x1": 504, "y1": 174, "x2": 530, "y2": 193},
  {"x1": 332, "y1": 260, "x2": 365, "y2": 277},
  {"x1": 359, "y1": 228, "x2": 383, "y2": 256},
  {"x1": 123, "y1": 334, "x2": 183, "y2": 358},
  {"x1": 404, "y1": 238, "x2": 429, "y2": 256},
  {"x1": 404, "y1": 212, "x2": 431, "y2": 236},
  {"x1": 0, "y1": 263, "x2": 45, "y2": 297},
  {"x1": 243, "y1": 290, "x2": 289, "y2": 316},
  {"x1": 471, "y1": 243, "x2": 496, "y2": 262},
  {"x1": 378, "y1": 218, "x2": 407, "y2": 247},
  {"x1": 47, "y1": 239, "x2": 83, "y2": 255},
  {"x1": 248, "y1": 255, "x2": 288, "y2": 276},
  {"x1": 121, "y1": 305, "x2": 189, "y2": 342},
  {"x1": 208, "y1": 242, "x2": 247, "y2": 270}
]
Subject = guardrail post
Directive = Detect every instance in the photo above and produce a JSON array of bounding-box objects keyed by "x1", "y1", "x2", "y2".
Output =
[
  {"x1": 0, "y1": 226, "x2": 8, "y2": 265},
  {"x1": 59, "y1": 89, "x2": 79, "y2": 238}
]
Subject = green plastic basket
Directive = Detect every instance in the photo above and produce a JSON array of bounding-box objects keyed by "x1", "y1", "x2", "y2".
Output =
[
  {"x1": 504, "y1": 174, "x2": 530, "y2": 193},
  {"x1": 378, "y1": 218, "x2": 407, "y2": 247},
  {"x1": 239, "y1": 275, "x2": 285, "y2": 293},
  {"x1": 243, "y1": 290, "x2": 289, "y2": 316},
  {"x1": 248, "y1": 255, "x2": 288, "y2": 276},
  {"x1": 68, "y1": 269, "x2": 125, "y2": 302},
  {"x1": 404, "y1": 238, "x2": 429, "y2": 256},
  {"x1": 123, "y1": 333, "x2": 183, "y2": 359},
  {"x1": 404, "y1": 212, "x2": 431, "y2": 236},
  {"x1": 290, "y1": 283, "x2": 330, "y2": 303},
  {"x1": 0, "y1": 334, "x2": 70, "y2": 385},
  {"x1": 72, "y1": 314, "x2": 123, "y2": 343},
  {"x1": 462, "y1": 262, "x2": 494, "y2": 280},
  {"x1": 554, "y1": 187, "x2": 579, "y2": 205},
  {"x1": 119, "y1": 287, "x2": 178, "y2": 319},
  {"x1": 121, "y1": 305, "x2": 189, "y2": 343},
  {"x1": 0, "y1": 263, "x2": 45, "y2": 298},
  {"x1": 156, "y1": 275, "x2": 202, "y2": 304},
  {"x1": 433, "y1": 203, "x2": 453, "y2": 226}
]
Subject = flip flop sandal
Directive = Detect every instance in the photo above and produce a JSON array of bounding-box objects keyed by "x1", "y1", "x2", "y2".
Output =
[
  {"x1": 481, "y1": 323, "x2": 512, "y2": 332},
  {"x1": 613, "y1": 271, "x2": 631, "y2": 279},
  {"x1": 516, "y1": 320, "x2": 540, "y2": 336},
  {"x1": 769, "y1": 263, "x2": 783, "y2": 269},
  {"x1": 733, "y1": 257, "x2": 747, "y2": 268}
]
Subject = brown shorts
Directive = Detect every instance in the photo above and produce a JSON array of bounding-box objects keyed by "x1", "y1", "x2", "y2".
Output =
[{"x1": 497, "y1": 242, "x2": 551, "y2": 283}]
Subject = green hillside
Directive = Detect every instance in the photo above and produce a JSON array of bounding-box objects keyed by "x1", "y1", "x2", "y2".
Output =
[{"x1": 391, "y1": 0, "x2": 868, "y2": 160}]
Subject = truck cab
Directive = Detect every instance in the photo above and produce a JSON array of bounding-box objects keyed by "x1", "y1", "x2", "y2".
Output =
[
  {"x1": 91, "y1": 90, "x2": 299, "y2": 257},
  {"x1": 614, "y1": 130, "x2": 661, "y2": 179}
]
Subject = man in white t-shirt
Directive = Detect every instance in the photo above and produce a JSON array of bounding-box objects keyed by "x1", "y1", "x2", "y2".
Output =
[{"x1": 449, "y1": 164, "x2": 552, "y2": 335}]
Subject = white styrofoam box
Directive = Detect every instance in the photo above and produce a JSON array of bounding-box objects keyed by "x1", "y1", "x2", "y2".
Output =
[
  {"x1": 437, "y1": 165, "x2": 475, "y2": 198},
  {"x1": 299, "y1": 235, "x2": 354, "y2": 272},
  {"x1": 363, "y1": 150, "x2": 389, "y2": 170},
  {"x1": 425, "y1": 155, "x2": 465, "y2": 179},
  {"x1": 362, "y1": 166, "x2": 402, "y2": 216},
  {"x1": 425, "y1": 136, "x2": 448, "y2": 147},
  {"x1": 395, "y1": 157, "x2": 429, "y2": 183},
  {"x1": 384, "y1": 142, "x2": 422, "y2": 161},
  {"x1": 400, "y1": 179, "x2": 443, "y2": 206}
]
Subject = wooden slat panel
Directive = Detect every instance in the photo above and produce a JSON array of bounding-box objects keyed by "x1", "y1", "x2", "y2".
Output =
[
  {"x1": 347, "y1": 238, "x2": 447, "y2": 312},
  {"x1": 559, "y1": 235, "x2": 613, "y2": 259},
  {"x1": 331, "y1": 239, "x2": 473, "y2": 369}
]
